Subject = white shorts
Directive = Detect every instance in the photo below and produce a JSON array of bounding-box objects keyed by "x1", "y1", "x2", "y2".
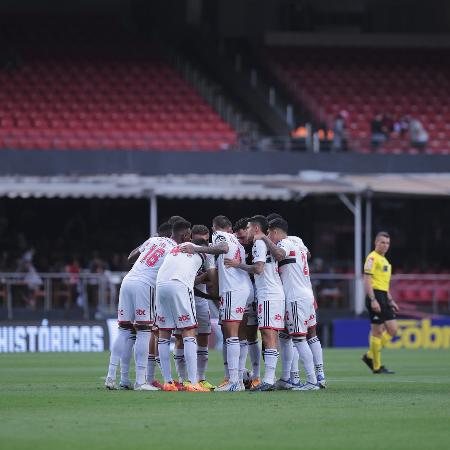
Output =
[
  {"x1": 118, "y1": 278, "x2": 155, "y2": 324},
  {"x1": 220, "y1": 288, "x2": 250, "y2": 323},
  {"x1": 155, "y1": 281, "x2": 197, "y2": 330},
  {"x1": 257, "y1": 296, "x2": 285, "y2": 330},
  {"x1": 285, "y1": 297, "x2": 317, "y2": 336},
  {"x1": 245, "y1": 286, "x2": 258, "y2": 327},
  {"x1": 173, "y1": 297, "x2": 211, "y2": 335}
]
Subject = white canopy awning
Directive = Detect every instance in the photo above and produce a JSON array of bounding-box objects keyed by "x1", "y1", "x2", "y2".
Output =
[{"x1": 0, "y1": 172, "x2": 449, "y2": 200}]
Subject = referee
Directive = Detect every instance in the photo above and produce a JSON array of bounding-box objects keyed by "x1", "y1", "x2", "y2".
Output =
[{"x1": 362, "y1": 231, "x2": 399, "y2": 374}]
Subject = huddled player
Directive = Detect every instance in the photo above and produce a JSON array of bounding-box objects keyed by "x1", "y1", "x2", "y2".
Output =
[{"x1": 105, "y1": 211, "x2": 326, "y2": 392}]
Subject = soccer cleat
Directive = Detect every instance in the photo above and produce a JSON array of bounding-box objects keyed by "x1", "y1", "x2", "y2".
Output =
[
  {"x1": 151, "y1": 380, "x2": 164, "y2": 390},
  {"x1": 373, "y1": 366, "x2": 395, "y2": 374},
  {"x1": 217, "y1": 378, "x2": 229, "y2": 389},
  {"x1": 250, "y1": 378, "x2": 261, "y2": 390},
  {"x1": 174, "y1": 381, "x2": 186, "y2": 391},
  {"x1": 239, "y1": 380, "x2": 246, "y2": 391},
  {"x1": 162, "y1": 382, "x2": 179, "y2": 391},
  {"x1": 198, "y1": 380, "x2": 216, "y2": 391},
  {"x1": 362, "y1": 353, "x2": 374, "y2": 371},
  {"x1": 292, "y1": 382, "x2": 320, "y2": 391},
  {"x1": 317, "y1": 374, "x2": 327, "y2": 389},
  {"x1": 275, "y1": 378, "x2": 294, "y2": 390},
  {"x1": 134, "y1": 382, "x2": 159, "y2": 391},
  {"x1": 215, "y1": 382, "x2": 233, "y2": 392},
  {"x1": 183, "y1": 382, "x2": 210, "y2": 392},
  {"x1": 119, "y1": 381, "x2": 133, "y2": 390},
  {"x1": 105, "y1": 377, "x2": 117, "y2": 390},
  {"x1": 250, "y1": 381, "x2": 276, "y2": 392}
]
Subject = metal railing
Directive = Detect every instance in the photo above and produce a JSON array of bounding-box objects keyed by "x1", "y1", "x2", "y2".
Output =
[
  {"x1": 0, "y1": 272, "x2": 125, "y2": 320},
  {"x1": 1, "y1": 272, "x2": 448, "y2": 320}
]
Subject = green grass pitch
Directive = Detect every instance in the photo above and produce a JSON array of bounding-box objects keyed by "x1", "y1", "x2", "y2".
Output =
[{"x1": 1, "y1": 349, "x2": 450, "y2": 450}]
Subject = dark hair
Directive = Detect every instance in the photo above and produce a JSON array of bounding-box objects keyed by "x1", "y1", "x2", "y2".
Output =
[
  {"x1": 266, "y1": 213, "x2": 283, "y2": 222},
  {"x1": 168, "y1": 215, "x2": 186, "y2": 226},
  {"x1": 376, "y1": 231, "x2": 390, "y2": 240},
  {"x1": 249, "y1": 215, "x2": 269, "y2": 233},
  {"x1": 192, "y1": 224, "x2": 209, "y2": 236},
  {"x1": 192, "y1": 238, "x2": 208, "y2": 246},
  {"x1": 172, "y1": 220, "x2": 191, "y2": 235},
  {"x1": 158, "y1": 222, "x2": 172, "y2": 238},
  {"x1": 233, "y1": 217, "x2": 249, "y2": 233},
  {"x1": 268, "y1": 218, "x2": 288, "y2": 234},
  {"x1": 212, "y1": 215, "x2": 232, "y2": 230}
]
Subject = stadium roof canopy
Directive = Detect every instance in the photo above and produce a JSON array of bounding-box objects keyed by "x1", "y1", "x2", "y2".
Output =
[
  {"x1": 1, "y1": 171, "x2": 449, "y2": 314},
  {"x1": 0, "y1": 172, "x2": 449, "y2": 200}
]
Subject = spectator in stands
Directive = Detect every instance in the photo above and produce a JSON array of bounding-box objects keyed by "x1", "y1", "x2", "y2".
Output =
[
  {"x1": 331, "y1": 112, "x2": 347, "y2": 151},
  {"x1": 409, "y1": 117, "x2": 429, "y2": 150},
  {"x1": 65, "y1": 258, "x2": 81, "y2": 307},
  {"x1": 370, "y1": 113, "x2": 389, "y2": 150},
  {"x1": 393, "y1": 116, "x2": 409, "y2": 137},
  {"x1": 17, "y1": 249, "x2": 43, "y2": 309}
]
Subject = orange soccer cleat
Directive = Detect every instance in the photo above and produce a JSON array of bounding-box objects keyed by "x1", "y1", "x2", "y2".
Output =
[
  {"x1": 161, "y1": 382, "x2": 179, "y2": 392},
  {"x1": 183, "y1": 382, "x2": 210, "y2": 392}
]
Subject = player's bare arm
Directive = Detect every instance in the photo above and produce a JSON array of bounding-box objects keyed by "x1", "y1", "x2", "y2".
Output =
[
  {"x1": 127, "y1": 246, "x2": 140, "y2": 260},
  {"x1": 195, "y1": 272, "x2": 208, "y2": 285},
  {"x1": 180, "y1": 242, "x2": 229, "y2": 255},
  {"x1": 256, "y1": 234, "x2": 287, "y2": 262},
  {"x1": 363, "y1": 274, "x2": 381, "y2": 313},
  {"x1": 206, "y1": 267, "x2": 219, "y2": 299},
  {"x1": 224, "y1": 258, "x2": 264, "y2": 275}
]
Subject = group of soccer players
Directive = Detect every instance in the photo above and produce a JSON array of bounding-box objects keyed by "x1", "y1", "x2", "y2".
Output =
[{"x1": 105, "y1": 213, "x2": 326, "y2": 392}]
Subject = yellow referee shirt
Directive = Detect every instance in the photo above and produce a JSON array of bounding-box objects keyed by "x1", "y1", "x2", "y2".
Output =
[{"x1": 364, "y1": 251, "x2": 392, "y2": 292}]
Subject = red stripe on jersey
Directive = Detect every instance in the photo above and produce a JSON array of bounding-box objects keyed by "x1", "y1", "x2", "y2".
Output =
[{"x1": 289, "y1": 251, "x2": 296, "y2": 257}]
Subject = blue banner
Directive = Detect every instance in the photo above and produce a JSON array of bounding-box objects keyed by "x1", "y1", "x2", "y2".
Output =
[{"x1": 333, "y1": 318, "x2": 450, "y2": 349}]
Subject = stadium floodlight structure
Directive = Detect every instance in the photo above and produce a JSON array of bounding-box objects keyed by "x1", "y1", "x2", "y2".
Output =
[{"x1": 0, "y1": 172, "x2": 449, "y2": 314}]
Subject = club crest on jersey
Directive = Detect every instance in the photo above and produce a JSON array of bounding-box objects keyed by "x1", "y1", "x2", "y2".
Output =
[
  {"x1": 365, "y1": 257, "x2": 374, "y2": 270},
  {"x1": 274, "y1": 313, "x2": 282, "y2": 321}
]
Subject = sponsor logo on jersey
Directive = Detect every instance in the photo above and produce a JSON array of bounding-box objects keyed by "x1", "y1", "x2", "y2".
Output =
[
  {"x1": 135, "y1": 309, "x2": 146, "y2": 316},
  {"x1": 235, "y1": 306, "x2": 245, "y2": 314},
  {"x1": 157, "y1": 315, "x2": 165, "y2": 323},
  {"x1": 178, "y1": 314, "x2": 190, "y2": 322}
]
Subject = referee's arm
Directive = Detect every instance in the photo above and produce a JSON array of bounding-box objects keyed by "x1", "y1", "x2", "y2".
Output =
[{"x1": 364, "y1": 273, "x2": 381, "y2": 313}]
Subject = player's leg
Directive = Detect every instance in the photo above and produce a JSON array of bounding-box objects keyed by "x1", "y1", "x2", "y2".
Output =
[
  {"x1": 173, "y1": 331, "x2": 187, "y2": 389},
  {"x1": 305, "y1": 298, "x2": 326, "y2": 387},
  {"x1": 276, "y1": 330, "x2": 295, "y2": 389},
  {"x1": 147, "y1": 328, "x2": 162, "y2": 388},
  {"x1": 286, "y1": 298, "x2": 318, "y2": 390},
  {"x1": 155, "y1": 283, "x2": 178, "y2": 390},
  {"x1": 105, "y1": 280, "x2": 134, "y2": 389},
  {"x1": 371, "y1": 319, "x2": 397, "y2": 374},
  {"x1": 238, "y1": 319, "x2": 249, "y2": 389},
  {"x1": 246, "y1": 320, "x2": 261, "y2": 386},
  {"x1": 290, "y1": 345, "x2": 300, "y2": 385},
  {"x1": 119, "y1": 327, "x2": 136, "y2": 389},
  {"x1": 196, "y1": 301, "x2": 215, "y2": 390},
  {"x1": 217, "y1": 291, "x2": 247, "y2": 391},
  {"x1": 363, "y1": 293, "x2": 384, "y2": 371}
]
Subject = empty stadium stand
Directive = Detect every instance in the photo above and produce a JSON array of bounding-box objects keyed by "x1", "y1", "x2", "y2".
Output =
[
  {"x1": 267, "y1": 47, "x2": 450, "y2": 153},
  {"x1": 0, "y1": 47, "x2": 236, "y2": 151}
]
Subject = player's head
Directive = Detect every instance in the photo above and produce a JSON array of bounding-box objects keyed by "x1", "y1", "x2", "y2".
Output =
[
  {"x1": 233, "y1": 217, "x2": 250, "y2": 246},
  {"x1": 192, "y1": 224, "x2": 210, "y2": 242},
  {"x1": 212, "y1": 215, "x2": 232, "y2": 233},
  {"x1": 247, "y1": 215, "x2": 269, "y2": 240},
  {"x1": 375, "y1": 231, "x2": 390, "y2": 255},
  {"x1": 266, "y1": 213, "x2": 283, "y2": 222},
  {"x1": 168, "y1": 215, "x2": 186, "y2": 226},
  {"x1": 192, "y1": 237, "x2": 208, "y2": 247},
  {"x1": 157, "y1": 222, "x2": 172, "y2": 238},
  {"x1": 172, "y1": 220, "x2": 192, "y2": 244},
  {"x1": 268, "y1": 218, "x2": 288, "y2": 243}
]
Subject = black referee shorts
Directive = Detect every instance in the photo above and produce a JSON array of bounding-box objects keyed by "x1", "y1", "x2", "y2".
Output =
[{"x1": 366, "y1": 289, "x2": 396, "y2": 325}]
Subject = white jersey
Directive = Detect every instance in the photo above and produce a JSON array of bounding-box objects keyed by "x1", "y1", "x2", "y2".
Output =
[
  {"x1": 252, "y1": 239, "x2": 284, "y2": 300},
  {"x1": 124, "y1": 237, "x2": 177, "y2": 286},
  {"x1": 289, "y1": 235, "x2": 308, "y2": 253},
  {"x1": 277, "y1": 237, "x2": 313, "y2": 300},
  {"x1": 195, "y1": 253, "x2": 216, "y2": 296},
  {"x1": 156, "y1": 243, "x2": 206, "y2": 290},
  {"x1": 213, "y1": 230, "x2": 249, "y2": 295}
]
